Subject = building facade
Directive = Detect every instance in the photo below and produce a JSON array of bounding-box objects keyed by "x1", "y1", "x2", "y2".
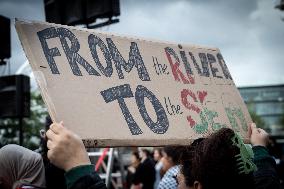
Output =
[{"x1": 238, "y1": 85, "x2": 284, "y2": 135}]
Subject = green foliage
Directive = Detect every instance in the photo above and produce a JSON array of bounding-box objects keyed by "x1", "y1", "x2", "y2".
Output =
[{"x1": 0, "y1": 91, "x2": 48, "y2": 150}]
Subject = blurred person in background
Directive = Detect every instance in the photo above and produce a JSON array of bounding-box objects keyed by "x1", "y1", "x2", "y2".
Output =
[
  {"x1": 153, "y1": 148, "x2": 164, "y2": 189},
  {"x1": 126, "y1": 151, "x2": 141, "y2": 189},
  {"x1": 158, "y1": 146, "x2": 186, "y2": 189},
  {"x1": 132, "y1": 147, "x2": 156, "y2": 189}
]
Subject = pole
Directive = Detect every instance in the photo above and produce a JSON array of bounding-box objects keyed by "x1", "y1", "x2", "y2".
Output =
[
  {"x1": 19, "y1": 116, "x2": 23, "y2": 146},
  {"x1": 106, "y1": 148, "x2": 115, "y2": 188},
  {"x1": 117, "y1": 148, "x2": 126, "y2": 185}
]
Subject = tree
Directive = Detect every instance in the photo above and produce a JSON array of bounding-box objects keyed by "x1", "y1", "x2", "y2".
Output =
[{"x1": 0, "y1": 91, "x2": 48, "y2": 150}]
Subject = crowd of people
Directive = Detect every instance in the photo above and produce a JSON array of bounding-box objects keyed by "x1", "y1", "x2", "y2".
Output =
[{"x1": 0, "y1": 121, "x2": 282, "y2": 189}]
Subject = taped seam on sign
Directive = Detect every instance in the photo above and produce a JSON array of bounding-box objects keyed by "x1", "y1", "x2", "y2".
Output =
[
  {"x1": 33, "y1": 71, "x2": 57, "y2": 122},
  {"x1": 33, "y1": 71, "x2": 47, "y2": 87}
]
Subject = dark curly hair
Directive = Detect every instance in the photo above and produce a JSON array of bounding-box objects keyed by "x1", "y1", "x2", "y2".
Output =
[
  {"x1": 163, "y1": 146, "x2": 188, "y2": 165},
  {"x1": 181, "y1": 128, "x2": 255, "y2": 189}
]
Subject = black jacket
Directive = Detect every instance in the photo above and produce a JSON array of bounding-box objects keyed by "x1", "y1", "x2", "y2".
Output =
[
  {"x1": 253, "y1": 146, "x2": 281, "y2": 189},
  {"x1": 70, "y1": 172, "x2": 106, "y2": 189},
  {"x1": 132, "y1": 158, "x2": 156, "y2": 189}
]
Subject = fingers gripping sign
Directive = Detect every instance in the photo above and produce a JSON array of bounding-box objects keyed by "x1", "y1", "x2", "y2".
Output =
[
  {"x1": 46, "y1": 121, "x2": 91, "y2": 171},
  {"x1": 50, "y1": 121, "x2": 64, "y2": 134}
]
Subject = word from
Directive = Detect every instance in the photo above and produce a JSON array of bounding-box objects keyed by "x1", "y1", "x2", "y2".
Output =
[
  {"x1": 164, "y1": 97, "x2": 183, "y2": 116},
  {"x1": 100, "y1": 84, "x2": 169, "y2": 135},
  {"x1": 165, "y1": 45, "x2": 232, "y2": 84},
  {"x1": 37, "y1": 27, "x2": 150, "y2": 81},
  {"x1": 152, "y1": 56, "x2": 169, "y2": 75}
]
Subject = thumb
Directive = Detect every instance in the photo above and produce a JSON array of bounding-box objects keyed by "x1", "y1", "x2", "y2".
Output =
[
  {"x1": 247, "y1": 122, "x2": 254, "y2": 138},
  {"x1": 251, "y1": 122, "x2": 257, "y2": 133}
]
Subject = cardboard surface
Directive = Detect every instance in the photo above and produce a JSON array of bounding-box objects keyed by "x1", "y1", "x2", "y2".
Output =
[{"x1": 15, "y1": 19, "x2": 252, "y2": 147}]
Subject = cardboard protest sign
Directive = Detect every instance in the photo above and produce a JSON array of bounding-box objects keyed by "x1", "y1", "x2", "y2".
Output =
[{"x1": 15, "y1": 19, "x2": 252, "y2": 147}]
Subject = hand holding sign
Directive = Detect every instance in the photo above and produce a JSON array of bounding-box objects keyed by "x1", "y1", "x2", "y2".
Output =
[
  {"x1": 249, "y1": 123, "x2": 269, "y2": 147},
  {"x1": 46, "y1": 122, "x2": 90, "y2": 171}
]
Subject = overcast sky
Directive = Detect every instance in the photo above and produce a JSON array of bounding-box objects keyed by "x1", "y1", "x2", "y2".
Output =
[{"x1": 0, "y1": 0, "x2": 283, "y2": 87}]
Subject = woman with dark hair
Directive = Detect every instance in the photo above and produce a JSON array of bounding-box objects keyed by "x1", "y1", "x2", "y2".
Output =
[
  {"x1": 126, "y1": 151, "x2": 141, "y2": 189},
  {"x1": 178, "y1": 123, "x2": 281, "y2": 189},
  {"x1": 132, "y1": 148, "x2": 156, "y2": 189}
]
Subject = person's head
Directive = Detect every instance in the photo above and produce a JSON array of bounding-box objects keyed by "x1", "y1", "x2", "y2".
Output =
[
  {"x1": 131, "y1": 151, "x2": 141, "y2": 165},
  {"x1": 162, "y1": 146, "x2": 187, "y2": 171},
  {"x1": 179, "y1": 128, "x2": 256, "y2": 189},
  {"x1": 138, "y1": 147, "x2": 152, "y2": 160},
  {"x1": 153, "y1": 148, "x2": 163, "y2": 161},
  {"x1": 0, "y1": 144, "x2": 46, "y2": 189}
]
